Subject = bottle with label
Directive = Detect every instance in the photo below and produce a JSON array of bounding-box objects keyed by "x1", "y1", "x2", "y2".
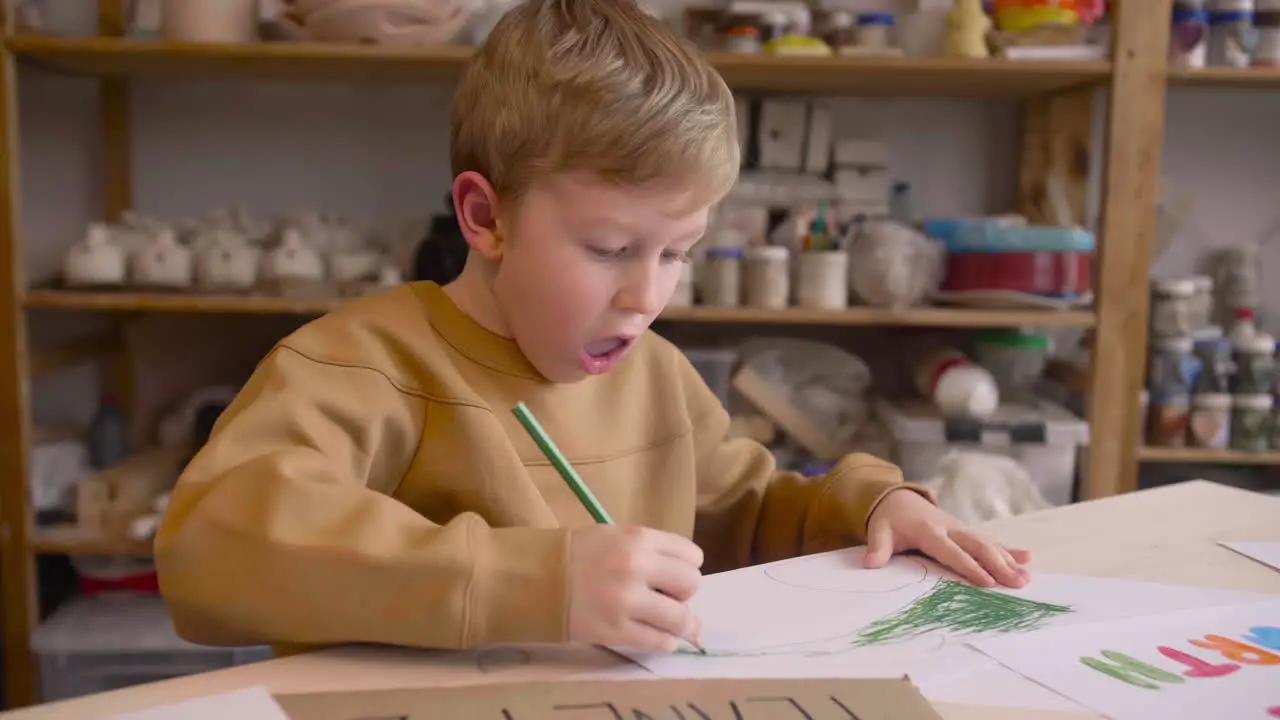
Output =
[
  {"x1": 1227, "y1": 306, "x2": 1260, "y2": 345},
  {"x1": 1192, "y1": 336, "x2": 1233, "y2": 394},
  {"x1": 914, "y1": 347, "x2": 1000, "y2": 420},
  {"x1": 88, "y1": 392, "x2": 130, "y2": 469}
]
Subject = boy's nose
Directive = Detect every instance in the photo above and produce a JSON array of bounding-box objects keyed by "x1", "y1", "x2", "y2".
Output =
[{"x1": 616, "y1": 272, "x2": 665, "y2": 316}]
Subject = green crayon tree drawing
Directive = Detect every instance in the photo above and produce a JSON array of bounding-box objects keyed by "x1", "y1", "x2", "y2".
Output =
[
  {"x1": 675, "y1": 579, "x2": 1074, "y2": 658},
  {"x1": 852, "y1": 580, "x2": 1074, "y2": 646}
]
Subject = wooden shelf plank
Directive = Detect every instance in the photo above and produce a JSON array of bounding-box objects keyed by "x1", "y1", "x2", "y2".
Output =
[
  {"x1": 25, "y1": 288, "x2": 338, "y2": 315},
  {"x1": 1137, "y1": 446, "x2": 1280, "y2": 466},
  {"x1": 25, "y1": 288, "x2": 1096, "y2": 327},
  {"x1": 31, "y1": 525, "x2": 154, "y2": 556},
  {"x1": 1167, "y1": 66, "x2": 1280, "y2": 89},
  {"x1": 5, "y1": 35, "x2": 1112, "y2": 98},
  {"x1": 705, "y1": 53, "x2": 1110, "y2": 98},
  {"x1": 656, "y1": 304, "x2": 1096, "y2": 327}
]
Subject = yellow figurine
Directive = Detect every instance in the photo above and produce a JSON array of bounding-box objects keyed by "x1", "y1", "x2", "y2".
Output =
[{"x1": 946, "y1": 0, "x2": 993, "y2": 59}]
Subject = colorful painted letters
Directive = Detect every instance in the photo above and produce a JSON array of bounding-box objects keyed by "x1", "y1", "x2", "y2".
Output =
[
  {"x1": 1079, "y1": 651, "x2": 1185, "y2": 690},
  {"x1": 1080, "y1": 626, "x2": 1280, "y2": 691},
  {"x1": 1157, "y1": 646, "x2": 1239, "y2": 678},
  {"x1": 1246, "y1": 626, "x2": 1280, "y2": 651},
  {"x1": 1189, "y1": 635, "x2": 1280, "y2": 665}
]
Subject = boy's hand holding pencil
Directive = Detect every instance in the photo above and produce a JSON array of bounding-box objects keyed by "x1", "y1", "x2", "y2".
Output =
[
  {"x1": 566, "y1": 524, "x2": 705, "y2": 653},
  {"x1": 513, "y1": 403, "x2": 706, "y2": 654}
]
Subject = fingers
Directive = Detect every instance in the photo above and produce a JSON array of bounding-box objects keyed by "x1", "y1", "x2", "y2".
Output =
[
  {"x1": 632, "y1": 589, "x2": 702, "y2": 650},
  {"x1": 952, "y1": 531, "x2": 1027, "y2": 588},
  {"x1": 863, "y1": 518, "x2": 895, "y2": 568},
  {"x1": 1006, "y1": 546, "x2": 1032, "y2": 565},
  {"x1": 646, "y1": 528, "x2": 705, "y2": 569},
  {"x1": 646, "y1": 552, "x2": 702, "y2": 602},
  {"x1": 917, "y1": 530, "x2": 996, "y2": 587}
]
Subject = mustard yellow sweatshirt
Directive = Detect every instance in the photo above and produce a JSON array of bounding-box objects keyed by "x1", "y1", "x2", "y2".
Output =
[{"x1": 155, "y1": 282, "x2": 926, "y2": 652}]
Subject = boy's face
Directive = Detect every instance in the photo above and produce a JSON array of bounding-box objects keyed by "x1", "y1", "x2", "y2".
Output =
[{"x1": 456, "y1": 171, "x2": 709, "y2": 383}]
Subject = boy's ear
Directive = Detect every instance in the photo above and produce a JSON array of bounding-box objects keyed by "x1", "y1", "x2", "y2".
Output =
[{"x1": 451, "y1": 171, "x2": 506, "y2": 261}]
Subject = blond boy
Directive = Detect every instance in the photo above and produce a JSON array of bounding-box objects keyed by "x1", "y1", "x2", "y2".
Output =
[{"x1": 155, "y1": 0, "x2": 1029, "y2": 655}]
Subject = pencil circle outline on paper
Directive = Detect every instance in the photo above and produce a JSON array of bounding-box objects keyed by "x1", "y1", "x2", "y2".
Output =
[
  {"x1": 763, "y1": 553, "x2": 931, "y2": 594},
  {"x1": 476, "y1": 646, "x2": 533, "y2": 673}
]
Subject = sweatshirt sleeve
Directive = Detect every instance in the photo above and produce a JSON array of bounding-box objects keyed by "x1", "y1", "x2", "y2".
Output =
[
  {"x1": 154, "y1": 345, "x2": 571, "y2": 650},
  {"x1": 678, "y1": 353, "x2": 934, "y2": 574}
]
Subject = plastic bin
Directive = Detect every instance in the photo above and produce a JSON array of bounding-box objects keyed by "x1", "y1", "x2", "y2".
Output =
[
  {"x1": 877, "y1": 397, "x2": 1090, "y2": 507},
  {"x1": 681, "y1": 347, "x2": 739, "y2": 408},
  {"x1": 32, "y1": 594, "x2": 272, "y2": 702}
]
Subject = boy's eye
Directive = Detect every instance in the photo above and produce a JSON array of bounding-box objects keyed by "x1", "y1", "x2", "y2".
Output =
[
  {"x1": 589, "y1": 245, "x2": 629, "y2": 259},
  {"x1": 662, "y1": 250, "x2": 692, "y2": 264}
]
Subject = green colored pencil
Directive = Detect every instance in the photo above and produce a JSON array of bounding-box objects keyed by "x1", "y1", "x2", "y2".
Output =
[
  {"x1": 511, "y1": 402, "x2": 614, "y2": 524},
  {"x1": 510, "y1": 402, "x2": 705, "y2": 655}
]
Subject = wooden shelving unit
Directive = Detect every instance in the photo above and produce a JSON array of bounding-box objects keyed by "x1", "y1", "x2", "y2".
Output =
[
  {"x1": 1140, "y1": 65, "x2": 1280, "y2": 470},
  {"x1": 31, "y1": 525, "x2": 154, "y2": 557},
  {"x1": 6, "y1": 34, "x2": 1111, "y2": 98},
  {"x1": 1138, "y1": 446, "x2": 1280, "y2": 466},
  {"x1": 24, "y1": 288, "x2": 1097, "y2": 327},
  {"x1": 1167, "y1": 66, "x2": 1280, "y2": 89},
  {"x1": 0, "y1": 0, "x2": 1177, "y2": 709}
]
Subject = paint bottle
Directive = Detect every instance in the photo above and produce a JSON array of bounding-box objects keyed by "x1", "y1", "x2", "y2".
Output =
[
  {"x1": 1188, "y1": 392, "x2": 1232, "y2": 449},
  {"x1": 701, "y1": 247, "x2": 743, "y2": 308},
  {"x1": 914, "y1": 347, "x2": 1000, "y2": 420},
  {"x1": 1230, "y1": 393, "x2": 1273, "y2": 452},
  {"x1": 744, "y1": 245, "x2": 790, "y2": 309},
  {"x1": 1146, "y1": 393, "x2": 1191, "y2": 447},
  {"x1": 88, "y1": 392, "x2": 130, "y2": 469}
]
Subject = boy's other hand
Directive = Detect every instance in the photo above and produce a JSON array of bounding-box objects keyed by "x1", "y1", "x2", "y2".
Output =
[
  {"x1": 567, "y1": 525, "x2": 704, "y2": 653},
  {"x1": 863, "y1": 488, "x2": 1032, "y2": 589}
]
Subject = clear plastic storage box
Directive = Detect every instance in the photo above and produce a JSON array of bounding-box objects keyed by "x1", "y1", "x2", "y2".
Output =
[
  {"x1": 681, "y1": 347, "x2": 739, "y2": 408},
  {"x1": 32, "y1": 594, "x2": 272, "y2": 702},
  {"x1": 877, "y1": 397, "x2": 1090, "y2": 507}
]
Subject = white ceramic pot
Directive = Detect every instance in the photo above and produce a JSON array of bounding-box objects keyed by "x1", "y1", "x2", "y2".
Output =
[
  {"x1": 64, "y1": 223, "x2": 127, "y2": 287},
  {"x1": 131, "y1": 228, "x2": 194, "y2": 289},
  {"x1": 196, "y1": 231, "x2": 261, "y2": 292},
  {"x1": 329, "y1": 250, "x2": 383, "y2": 284},
  {"x1": 262, "y1": 228, "x2": 326, "y2": 283},
  {"x1": 161, "y1": 0, "x2": 259, "y2": 43}
]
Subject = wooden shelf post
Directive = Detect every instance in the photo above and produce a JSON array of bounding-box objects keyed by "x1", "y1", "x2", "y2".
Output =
[
  {"x1": 0, "y1": 43, "x2": 38, "y2": 711},
  {"x1": 1083, "y1": 0, "x2": 1174, "y2": 499}
]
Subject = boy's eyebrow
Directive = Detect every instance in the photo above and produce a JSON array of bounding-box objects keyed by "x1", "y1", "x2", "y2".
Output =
[{"x1": 573, "y1": 215, "x2": 705, "y2": 245}]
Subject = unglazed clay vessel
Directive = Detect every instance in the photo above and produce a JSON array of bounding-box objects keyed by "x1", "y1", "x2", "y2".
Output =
[
  {"x1": 196, "y1": 230, "x2": 261, "y2": 291},
  {"x1": 131, "y1": 227, "x2": 194, "y2": 289},
  {"x1": 329, "y1": 250, "x2": 383, "y2": 284},
  {"x1": 262, "y1": 228, "x2": 325, "y2": 282},
  {"x1": 64, "y1": 223, "x2": 127, "y2": 287}
]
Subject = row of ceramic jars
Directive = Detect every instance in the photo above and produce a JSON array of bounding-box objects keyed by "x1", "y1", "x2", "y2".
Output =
[{"x1": 62, "y1": 221, "x2": 401, "y2": 293}]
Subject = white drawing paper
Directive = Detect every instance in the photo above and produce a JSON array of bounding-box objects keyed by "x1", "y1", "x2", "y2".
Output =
[
  {"x1": 106, "y1": 686, "x2": 290, "y2": 720},
  {"x1": 919, "y1": 663, "x2": 1088, "y2": 713},
  {"x1": 969, "y1": 600, "x2": 1280, "y2": 720},
  {"x1": 614, "y1": 546, "x2": 1279, "y2": 686},
  {"x1": 1221, "y1": 541, "x2": 1280, "y2": 574}
]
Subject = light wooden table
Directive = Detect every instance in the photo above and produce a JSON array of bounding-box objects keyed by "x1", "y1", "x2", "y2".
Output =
[{"x1": 5, "y1": 479, "x2": 1279, "y2": 720}]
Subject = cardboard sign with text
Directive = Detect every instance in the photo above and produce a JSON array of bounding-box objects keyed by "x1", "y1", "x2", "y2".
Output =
[{"x1": 275, "y1": 677, "x2": 942, "y2": 720}]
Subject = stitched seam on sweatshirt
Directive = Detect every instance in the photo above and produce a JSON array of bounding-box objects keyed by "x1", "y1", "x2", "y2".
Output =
[
  {"x1": 276, "y1": 345, "x2": 488, "y2": 410},
  {"x1": 276, "y1": 346, "x2": 695, "y2": 465},
  {"x1": 522, "y1": 423, "x2": 693, "y2": 467},
  {"x1": 426, "y1": 323, "x2": 541, "y2": 381},
  {"x1": 460, "y1": 514, "x2": 478, "y2": 647}
]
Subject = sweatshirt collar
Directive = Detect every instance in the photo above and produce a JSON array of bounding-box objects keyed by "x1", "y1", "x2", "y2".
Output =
[{"x1": 410, "y1": 281, "x2": 545, "y2": 381}]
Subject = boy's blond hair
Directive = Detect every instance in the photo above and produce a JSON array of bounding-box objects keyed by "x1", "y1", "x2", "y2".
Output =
[{"x1": 451, "y1": 0, "x2": 740, "y2": 208}]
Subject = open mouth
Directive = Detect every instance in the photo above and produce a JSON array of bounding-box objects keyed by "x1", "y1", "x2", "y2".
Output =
[{"x1": 580, "y1": 336, "x2": 634, "y2": 375}]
